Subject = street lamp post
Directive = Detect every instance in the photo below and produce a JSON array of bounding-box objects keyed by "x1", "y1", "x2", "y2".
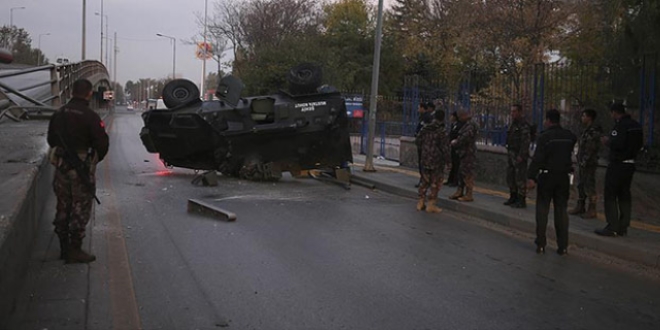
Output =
[
  {"x1": 201, "y1": 0, "x2": 208, "y2": 99},
  {"x1": 156, "y1": 33, "x2": 176, "y2": 80},
  {"x1": 10, "y1": 7, "x2": 26, "y2": 27},
  {"x1": 95, "y1": 11, "x2": 108, "y2": 64},
  {"x1": 82, "y1": 0, "x2": 86, "y2": 60},
  {"x1": 38, "y1": 33, "x2": 51, "y2": 66}
]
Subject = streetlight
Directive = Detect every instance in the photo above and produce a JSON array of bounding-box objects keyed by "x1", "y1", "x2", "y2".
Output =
[
  {"x1": 95, "y1": 11, "x2": 108, "y2": 64},
  {"x1": 82, "y1": 0, "x2": 87, "y2": 60},
  {"x1": 10, "y1": 7, "x2": 26, "y2": 27},
  {"x1": 156, "y1": 33, "x2": 176, "y2": 80},
  {"x1": 201, "y1": 0, "x2": 208, "y2": 98},
  {"x1": 37, "y1": 33, "x2": 51, "y2": 66}
]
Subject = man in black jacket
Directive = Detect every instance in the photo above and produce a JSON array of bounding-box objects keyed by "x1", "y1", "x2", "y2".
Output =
[
  {"x1": 48, "y1": 79, "x2": 109, "y2": 263},
  {"x1": 527, "y1": 109, "x2": 577, "y2": 255},
  {"x1": 595, "y1": 103, "x2": 644, "y2": 237}
]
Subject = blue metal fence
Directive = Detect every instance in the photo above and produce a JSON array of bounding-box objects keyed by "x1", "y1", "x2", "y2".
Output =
[{"x1": 349, "y1": 60, "x2": 659, "y2": 154}]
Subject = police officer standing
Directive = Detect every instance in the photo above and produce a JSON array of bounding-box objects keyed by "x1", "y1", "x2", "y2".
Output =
[
  {"x1": 595, "y1": 103, "x2": 643, "y2": 237},
  {"x1": 569, "y1": 109, "x2": 602, "y2": 219},
  {"x1": 445, "y1": 112, "x2": 463, "y2": 187},
  {"x1": 527, "y1": 109, "x2": 577, "y2": 255},
  {"x1": 415, "y1": 102, "x2": 433, "y2": 187},
  {"x1": 504, "y1": 104, "x2": 532, "y2": 208},
  {"x1": 47, "y1": 79, "x2": 109, "y2": 263},
  {"x1": 449, "y1": 109, "x2": 480, "y2": 202}
]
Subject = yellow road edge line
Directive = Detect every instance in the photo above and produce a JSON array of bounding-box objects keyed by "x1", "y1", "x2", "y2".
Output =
[{"x1": 103, "y1": 115, "x2": 143, "y2": 330}]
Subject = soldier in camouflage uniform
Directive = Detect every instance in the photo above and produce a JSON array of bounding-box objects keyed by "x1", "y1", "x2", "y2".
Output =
[
  {"x1": 415, "y1": 109, "x2": 451, "y2": 213},
  {"x1": 47, "y1": 79, "x2": 109, "y2": 264},
  {"x1": 504, "y1": 104, "x2": 532, "y2": 208},
  {"x1": 449, "y1": 110, "x2": 480, "y2": 202},
  {"x1": 569, "y1": 109, "x2": 602, "y2": 219}
]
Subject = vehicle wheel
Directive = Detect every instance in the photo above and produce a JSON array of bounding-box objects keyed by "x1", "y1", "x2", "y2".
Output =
[
  {"x1": 162, "y1": 79, "x2": 200, "y2": 109},
  {"x1": 287, "y1": 63, "x2": 322, "y2": 95}
]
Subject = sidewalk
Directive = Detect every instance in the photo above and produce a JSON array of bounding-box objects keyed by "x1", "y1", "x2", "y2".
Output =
[{"x1": 350, "y1": 155, "x2": 660, "y2": 269}]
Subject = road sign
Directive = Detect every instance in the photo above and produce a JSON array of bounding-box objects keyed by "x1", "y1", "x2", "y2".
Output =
[{"x1": 196, "y1": 42, "x2": 213, "y2": 60}]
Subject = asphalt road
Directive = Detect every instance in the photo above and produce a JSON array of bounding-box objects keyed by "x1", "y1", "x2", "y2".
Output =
[{"x1": 11, "y1": 108, "x2": 660, "y2": 329}]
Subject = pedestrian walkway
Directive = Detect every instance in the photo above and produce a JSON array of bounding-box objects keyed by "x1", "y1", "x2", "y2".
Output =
[{"x1": 350, "y1": 154, "x2": 660, "y2": 269}]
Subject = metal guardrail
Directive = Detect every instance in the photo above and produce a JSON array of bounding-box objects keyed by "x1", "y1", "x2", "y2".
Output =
[{"x1": 0, "y1": 60, "x2": 110, "y2": 122}]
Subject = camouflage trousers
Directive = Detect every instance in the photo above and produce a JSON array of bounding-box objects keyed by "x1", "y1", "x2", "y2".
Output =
[
  {"x1": 459, "y1": 154, "x2": 476, "y2": 190},
  {"x1": 577, "y1": 165, "x2": 597, "y2": 201},
  {"x1": 418, "y1": 167, "x2": 444, "y2": 200},
  {"x1": 506, "y1": 155, "x2": 528, "y2": 197},
  {"x1": 52, "y1": 163, "x2": 96, "y2": 243}
]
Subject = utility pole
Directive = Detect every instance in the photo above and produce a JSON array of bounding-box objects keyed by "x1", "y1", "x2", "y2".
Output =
[
  {"x1": 82, "y1": 0, "x2": 86, "y2": 60},
  {"x1": 201, "y1": 0, "x2": 208, "y2": 99},
  {"x1": 363, "y1": 0, "x2": 385, "y2": 172},
  {"x1": 100, "y1": 0, "x2": 104, "y2": 64},
  {"x1": 105, "y1": 16, "x2": 109, "y2": 65},
  {"x1": 114, "y1": 31, "x2": 118, "y2": 85}
]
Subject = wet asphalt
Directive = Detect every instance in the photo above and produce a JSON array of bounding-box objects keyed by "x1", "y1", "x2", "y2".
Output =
[{"x1": 10, "y1": 108, "x2": 660, "y2": 330}]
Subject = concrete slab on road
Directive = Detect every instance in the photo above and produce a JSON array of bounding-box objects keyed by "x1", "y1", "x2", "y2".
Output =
[{"x1": 350, "y1": 161, "x2": 660, "y2": 269}]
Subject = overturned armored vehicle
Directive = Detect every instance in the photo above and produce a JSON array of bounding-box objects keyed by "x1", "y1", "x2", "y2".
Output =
[{"x1": 139, "y1": 65, "x2": 353, "y2": 180}]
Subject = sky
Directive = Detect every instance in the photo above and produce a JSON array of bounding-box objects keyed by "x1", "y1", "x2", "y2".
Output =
[
  {"x1": 1, "y1": 0, "x2": 393, "y2": 87},
  {"x1": 1, "y1": 0, "x2": 216, "y2": 87}
]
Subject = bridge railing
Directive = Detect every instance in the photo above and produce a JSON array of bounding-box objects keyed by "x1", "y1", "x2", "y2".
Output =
[{"x1": 0, "y1": 61, "x2": 109, "y2": 122}]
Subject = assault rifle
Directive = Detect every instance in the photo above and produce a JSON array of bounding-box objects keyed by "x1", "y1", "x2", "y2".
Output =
[{"x1": 56, "y1": 133, "x2": 101, "y2": 205}]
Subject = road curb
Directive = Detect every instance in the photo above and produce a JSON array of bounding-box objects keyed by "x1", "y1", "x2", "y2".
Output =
[{"x1": 351, "y1": 172, "x2": 660, "y2": 269}]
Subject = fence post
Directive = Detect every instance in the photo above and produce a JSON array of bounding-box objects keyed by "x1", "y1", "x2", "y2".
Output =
[
  {"x1": 380, "y1": 122, "x2": 386, "y2": 157},
  {"x1": 649, "y1": 55, "x2": 657, "y2": 147},
  {"x1": 361, "y1": 114, "x2": 367, "y2": 154},
  {"x1": 50, "y1": 66, "x2": 61, "y2": 107},
  {"x1": 533, "y1": 63, "x2": 546, "y2": 134},
  {"x1": 640, "y1": 56, "x2": 647, "y2": 136}
]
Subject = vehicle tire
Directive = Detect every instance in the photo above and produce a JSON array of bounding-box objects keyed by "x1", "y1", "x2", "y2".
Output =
[
  {"x1": 162, "y1": 79, "x2": 200, "y2": 109},
  {"x1": 287, "y1": 63, "x2": 322, "y2": 95}
]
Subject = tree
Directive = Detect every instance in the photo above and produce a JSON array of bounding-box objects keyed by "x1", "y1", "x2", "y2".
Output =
[
  {"x1": 0, "y1": 25, "x2": 49, "y2": 65},
  {"x1": 320, "y1": 0, "x2": 373, "y2": 91},
  {"x1": 210, "y1": 0, "x2": 326, "y2": 94},
  {"x1": 112, "y1": 82, "x2": 125, "y2": 102}
]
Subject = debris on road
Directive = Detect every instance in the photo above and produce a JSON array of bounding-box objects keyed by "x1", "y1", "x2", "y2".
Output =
[{"x1": 187, "y1": 199, "x2": 237, "y2": 222}]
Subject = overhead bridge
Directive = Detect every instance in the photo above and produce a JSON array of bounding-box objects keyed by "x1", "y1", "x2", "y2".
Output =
[{"x1": 0, "y1": 60, "x2": 112, "y2": 121}]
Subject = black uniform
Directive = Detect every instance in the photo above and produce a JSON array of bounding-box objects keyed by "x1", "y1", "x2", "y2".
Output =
[
  {"x1": 528, "y1": 125, "x2": 577, "y2": 251},
  {"x1": 446, "y1": 120, "x2": 464, "y2": 185},
  {"x1": 603, "y1": 114, "x2": 643, "y2": 234}
]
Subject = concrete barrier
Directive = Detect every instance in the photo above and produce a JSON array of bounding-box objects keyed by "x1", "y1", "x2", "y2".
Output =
[{"x1": 0, "y1": 153, "x2": 52, "y2": 326}]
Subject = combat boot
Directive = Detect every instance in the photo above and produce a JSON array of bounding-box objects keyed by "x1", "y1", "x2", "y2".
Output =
[
  {"x1": 449, "y1": 186, "x2": 464, "y2": 200},
  {"x1": 581, "y1": 197, "x2": 597, "y2": 219},
  {"x1": 503, "y1": 192, "x2": 517, "y2": 205},
  {"x1": 458, "y1": 188, "x2": 474, "y2": 202},
  {"x1": 57, "y1": 234, "x2": 69, "y2": 260},
  {"x1": 425, "y1": 199, "x2": 442, "y2": 213},
  {"x1": 511, "y1": 194, "x2": 526, "y2": 208},
  {"x1": 416, "y1": 198, "x2": 426, "y2": 211},
  {"x1": 568, "y1": 199, "x2": 585, "y2": 215},
  {"x1": 66, "y1": 239, "x2": 96, "y2": 264}
]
